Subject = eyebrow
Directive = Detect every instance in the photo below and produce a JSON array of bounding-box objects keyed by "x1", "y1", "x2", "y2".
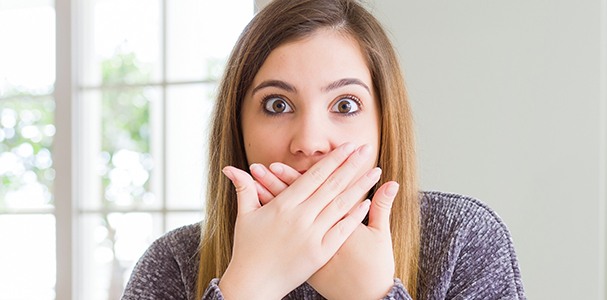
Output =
[
  {"x1": 251, "y1": 78, "x2": 371, "y2": 96},
  {"x1": 322, "y1": 78, "x2": 371, "y2": 94},
  {"x1": 251, "y1": 80, "x2": 297, "y2": 95}
]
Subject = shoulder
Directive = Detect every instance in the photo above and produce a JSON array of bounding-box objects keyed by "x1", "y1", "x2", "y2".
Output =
[
  {"x1": 419, "y1": 190, "x2": 518, "y2": 258},
  {"x1": 417, "y1": 191, "x2": 525, "y2": 299},
  {"x1": 157, "y1": 223, "x2": 202, "y2": 253},
  {"x1": 140, "y1": 223, "x2": 201, "y2": 267},
  {"x1": 420, "y1": 190, "x2": 499, "y2": 219},
  {"x1": 420, "y1": 190, "x2": 513, "y2": 241},
  {"x1": 150, "y1": 223, "x2": 202, "y2": 278},
  {"x1": 122, "y1": 223, "x2": 201, "y2": 300}
]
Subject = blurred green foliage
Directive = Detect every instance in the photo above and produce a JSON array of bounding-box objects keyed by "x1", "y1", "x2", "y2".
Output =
[
  {"x1": 0, "y1": 49, "x2": 153, "y2": 210},
  {"x1": 99, "y1": 50, "x2": 153, "y2": 208},
  {"x1": 0, "y1": 96, "x2": 55, "y2": 209}
]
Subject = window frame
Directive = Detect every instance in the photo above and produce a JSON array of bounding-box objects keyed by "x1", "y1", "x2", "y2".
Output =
[
  {"x1": 54, "y1": 0, "x2": 75, "y2": 298},
  {"x1": 49, "y1": 0, "x2": 264, "y2": 298}
]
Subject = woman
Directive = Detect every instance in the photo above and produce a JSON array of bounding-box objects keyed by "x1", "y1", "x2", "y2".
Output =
[{"x1": 123, "y1": 0, "x2": 525, "y2": 299}]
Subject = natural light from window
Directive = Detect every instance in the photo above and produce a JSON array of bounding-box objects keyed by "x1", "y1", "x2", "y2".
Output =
[{"x1": 0, "y1": 0, "x2": 254, "y2": 299}]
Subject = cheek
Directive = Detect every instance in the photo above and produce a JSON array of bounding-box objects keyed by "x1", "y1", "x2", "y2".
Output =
[
  {"x1": 242, "y1": 124, "x2": 288, "y2": 165},
  {"x1": 349, "y1": 115, "x2": 380, "y2": 149},
  {"x1": 353, "y1": 114, "x2": 381, "y2": 165},
  {"x1": 331, "y1": 119, "x2": 380, "y2": 162}
]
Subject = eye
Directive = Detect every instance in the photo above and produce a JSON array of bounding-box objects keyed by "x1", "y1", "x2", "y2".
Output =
[
  {"x1": 331, "y1": 96, "x2": 361, "y2": 114},
  {"x1": 263, "y1": 96, "x2": 293, "y2": 114}
]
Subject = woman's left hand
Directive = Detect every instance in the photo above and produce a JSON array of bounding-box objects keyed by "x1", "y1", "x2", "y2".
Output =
[{"x1": 251, "y1": 163, "x2": 397, "y2": 300}]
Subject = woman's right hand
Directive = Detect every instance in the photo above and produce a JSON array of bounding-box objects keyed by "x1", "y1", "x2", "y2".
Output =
[{"x1": 218, "y1": 143, "x2": 380, "y2": 300}]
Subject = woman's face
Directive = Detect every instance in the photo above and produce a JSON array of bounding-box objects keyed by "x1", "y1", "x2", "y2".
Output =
[{"x1": 241, "y1": 29, "x2": 380, "y2": 175}]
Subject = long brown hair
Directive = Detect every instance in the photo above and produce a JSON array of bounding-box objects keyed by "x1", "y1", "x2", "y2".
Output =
[{"x1": 196, "y1": 0, "x2": 420, "y2": 298}]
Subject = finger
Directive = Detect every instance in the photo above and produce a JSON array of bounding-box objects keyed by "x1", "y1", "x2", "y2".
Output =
[
  {"x1": 303, "y1": 144, "x2": 375, "y2": 216},
  {"x1": 368, "y1": 181, "x2": 399, "y2": 231},
  {"x1": 270, "y1": 162, "x2": 357, "y2": 192},
  {"x1": 222, "y1": 166, "x2": 261, "y2": 215},
  {"x1": 322, "y1": 200, "x2": 370, "y2": 253},
  {"x1": 250, "y1": 163, "x2": 289, "y2": 198},
  {"x1": 316, "y1": 167, "x2": 382, "y2": 231},
  {"x1": 255, "y1": 180, "x2": 274, "y2": 205},
  {"x1": 275, "y1": 142, "x2": 356, "y2": 207},
  {"x1": 269, "y1": 162, "x2": 302, "y2": 185}
]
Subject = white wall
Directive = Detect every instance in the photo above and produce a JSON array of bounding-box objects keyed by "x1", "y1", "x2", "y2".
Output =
[
  {"x1": 254, "y1": 0, "x2": 272, "y2": 12},
  {"x1": 371, "y1": 0, "x2": 607, "y2": 299}
]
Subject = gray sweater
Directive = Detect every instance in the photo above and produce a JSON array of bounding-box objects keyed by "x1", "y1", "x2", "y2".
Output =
[{"x1": 122, "y1": 191, "x2": 526, "y2": 299}]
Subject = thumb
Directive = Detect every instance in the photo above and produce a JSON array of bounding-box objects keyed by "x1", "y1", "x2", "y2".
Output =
[
  {"x1": 222, "y1": 166, "x2": 261, "y2": 215},
  {"x1": 368, "y1": 181, "x2": 399, "y2": 231}
]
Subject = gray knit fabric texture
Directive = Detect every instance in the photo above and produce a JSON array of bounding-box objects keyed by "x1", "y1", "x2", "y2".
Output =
[{"x1": 122, "y1": 191, "x2": 526, "y2": 299}]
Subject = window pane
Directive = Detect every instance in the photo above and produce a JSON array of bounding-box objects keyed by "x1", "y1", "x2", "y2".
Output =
[
  {"x1": 0, "y1": 98, "x2": 55, "y2": 210},
  {"x1": 76, "y1": 1, "x2": 256, "y2": 299},
  {"x1": 0, "y1": 1, "x2": 55, "y2": 96},
  {"x1": 166, "y1": 84, "x2": 215, "y2": 209},
  {"x1": 166, "y1": 0, "x2": 254, "y2": 81},
  {"x1": 79, "y1": 213, "x2": 163, "y2": 300},
  {"x1": 81, "y1": 0, "x2": 162, "y2": 86},
  {"x1": 80, "y1": 87, "x2": 161, "y2": 210},
  {"x1": 0, "y1": 214, "x2": 55, "y2": 300}
]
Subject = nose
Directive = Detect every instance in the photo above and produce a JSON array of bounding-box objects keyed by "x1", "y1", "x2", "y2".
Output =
[{"x1": 289, "y1": 114, "x2": 333, "y2": 157}]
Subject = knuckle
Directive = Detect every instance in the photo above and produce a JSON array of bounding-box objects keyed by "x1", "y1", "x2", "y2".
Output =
[
  {"x1": 309, "y1": 167, "x2": 326, "y2": 183},
  {"x1": 235, "y1": 184, "x2": 249, "y2": 194},
  {"x1": 271, "y1": 199, "x2": 290, "y2": 215},
  {"x1": 375, "y1": 197, "x2": 393, "y2": 211},
  {"x1": 336, "y1": 220, "x2": 349, "y2": 237},
  {"x1": 333, "y1": 194, "x2": 349, "y2": 212},
  {"x1": 266, "y1": 179, "x2": 278, "y2": 191},
  {"x1": 348, "y1": 155, "x2": 362, "y2": 170},
  {"x1": 347, "y1": 149, "x2": 368, "y2": 170},
  {"x1": 325, "y1": 174, "x2": 346, "y2": 191}
]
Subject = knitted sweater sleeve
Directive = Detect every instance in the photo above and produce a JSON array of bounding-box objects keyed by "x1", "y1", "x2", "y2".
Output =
[
  {"x1": 417, "y1": 192, "x2": 525, "y2": 300},
  {"x1": 121, "y1": 224, "x2": 225, "y2": 300},
  {"x1": 200, "y1": 279, "x2": 224, "y2": 299},
  {"x1": 382, "y1": 279, "x2": 412, "y2": 300},
  {"x1": 447, "y1": 202, "x2": 525, "y2": 299},
  {"x1": 121, "y1": 235, "x2": 190, "y2": 300}
]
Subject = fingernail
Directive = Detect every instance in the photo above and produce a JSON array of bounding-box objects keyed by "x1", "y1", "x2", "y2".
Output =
[
  {"x1": 250, "y1": 163, "x2": 266, "y2": 177},
  {"x1": 343, "y1": 142, "x2": 355, "y2": 153},
  {"x1": 385, "y1": 182, "x2": 399, "y2": 197},
  {"x1": 359, "y1": 144, "x2": 371, "y2": 157},
  {"x1": 360, "y1": 199, "x2": 371, "y2": 210},
  {"x1": 222, "y1": 167, "x2": 234, "y2": 181},
  {"x1": 367, "y1": 167, "x2": 382, "y2": 179},
  {"x1": 269, "y1": 163, "x2": 283, "y2": 175}
]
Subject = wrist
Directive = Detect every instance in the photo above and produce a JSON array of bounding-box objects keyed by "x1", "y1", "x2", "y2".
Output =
[
  {"x1": 348, "y1": 277, "x2": 395, "y2": 300},
  {"x1": 218, "y1": 268, "x2": 257, "y2": 300},
  {"x1": 374, "y1": 278, "x2": 396, "y2": 300},
  {"x1": 218, "y1": 265, "x2": 286, "y2": 300}
]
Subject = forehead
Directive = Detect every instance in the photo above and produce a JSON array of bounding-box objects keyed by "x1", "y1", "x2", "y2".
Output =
[{"x1": 251, "y1": 30, "x2": 372, "y2": 90}]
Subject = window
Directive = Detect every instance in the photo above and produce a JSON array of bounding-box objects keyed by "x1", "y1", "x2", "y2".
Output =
[
  {"x1": 0, "y1": 1, "x2": 56, "y2": 299},
  {"x1": 0, "y1": 0, "x2": 254, "y2": 298}
]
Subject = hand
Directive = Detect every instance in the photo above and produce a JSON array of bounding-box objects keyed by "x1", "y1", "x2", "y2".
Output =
[
  {"x1": 218, "y1": 144, "x2": 380, "y2": 300},
  {"x1": 308, "y1": 181, "x2": 397, "y2": 300},
  {"x1": 252, "y1": 162, "x2": 398, "y2": 300}
]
